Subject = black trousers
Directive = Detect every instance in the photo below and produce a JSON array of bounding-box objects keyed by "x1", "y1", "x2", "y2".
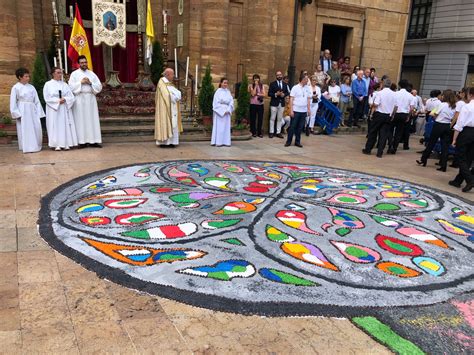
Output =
[
  {"x1": 286, "y1": 111, "x2": 306, "y2": 145},
  {"x1": 250, "y1": 104, "x2": 264, "y2": 136},
  {"x1": 420, "y1": 122, "x2": 451, "y2": 168},
  {"x1": 364, "y1": 112, "x2": 391, "y2": 156},
  {"x1": 453, "y1": 127, "x2": 474, "y2": 185},
  {"x1": 390, "y1": 112, "x2": 409, "y2": 152},
  {"x1": 350, "y1": 97, "x2": 365, "y2": 126},
  {"x1": 402, "y1": 116, "x2": 414, "y2": 149}
]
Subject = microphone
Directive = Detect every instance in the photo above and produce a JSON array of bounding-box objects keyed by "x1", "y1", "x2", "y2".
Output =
[{"x1": 59, "y1": 90, "x2": 62, "y2": 99}]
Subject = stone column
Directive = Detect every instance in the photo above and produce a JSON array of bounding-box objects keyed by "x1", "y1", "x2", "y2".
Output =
[
  {"x1": 16, "y1": 0, "x2": 37, "y2": 67},
  {"x1": 200, "y1": 0, "x2": 229, "y2": 80},
  {"x1": 243, "y1": 0, "x2": 273, "y2": 82},
  {"x1": 0, "y1": 0, "x2": 21, "y2": 112}
]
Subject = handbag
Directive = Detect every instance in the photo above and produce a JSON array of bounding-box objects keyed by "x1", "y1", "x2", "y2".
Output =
[{"x1": 347, "y1": 98, "x2": 354, "y2": 109}]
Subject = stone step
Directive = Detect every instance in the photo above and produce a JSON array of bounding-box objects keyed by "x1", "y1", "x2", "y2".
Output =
[
  {"x1": 333, "y1": 125, "x2": 368, "y2": 135},
  {"x1": 100, "y1": 115, "x2": 154, "y2": 126},
  {"x1": 102, "y1": 131, "x2": 252, "y2": 143},
  {"x1": 101, "y1": 124, "x2": 207, "y2": 135}
]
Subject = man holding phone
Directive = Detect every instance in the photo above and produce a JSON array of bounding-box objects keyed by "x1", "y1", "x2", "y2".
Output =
[{"x1": 268, "y1": 71, "x2": 290, "y2": 138}]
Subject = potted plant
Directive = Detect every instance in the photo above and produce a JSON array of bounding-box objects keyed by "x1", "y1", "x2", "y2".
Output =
[
  {"x1": 235, "y1": 74, "x2": 250, "y2": 129},
  {"x1": 150, "y1": 41, "x2": 165, "y2": 86},
  {"x1": 2, "y1": 116, "x2": 16, "y2": 132},
  {"x1": 0, "y1": 130, "x2": 12, "y2": 144},
  {"x1": 198, "y1": 63, "x2": 215, "y2": 126},
  {"x1": 232, "y1": 118, "x2": 249, "y2": 136},
  {"x1": 31, "y1": 52, "x2": 47, "y2": 108}
]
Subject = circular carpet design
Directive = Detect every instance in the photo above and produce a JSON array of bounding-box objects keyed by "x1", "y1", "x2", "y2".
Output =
[{"x1": 39, "y1": 160, "x2": 474, "y2": 316}]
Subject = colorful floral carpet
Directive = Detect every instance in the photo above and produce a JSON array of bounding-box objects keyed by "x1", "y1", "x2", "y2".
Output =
[{"x1": 39, "y1": 160, "x2": 473, "y2": 353}]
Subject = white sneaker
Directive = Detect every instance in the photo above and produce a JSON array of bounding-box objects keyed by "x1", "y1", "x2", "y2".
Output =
[
  {"x1": 55, "y1": 147, "x2": 61, "y2": 151},
  {"x1": 64, "y1": 147, "x2": 70, "y2": 150}
]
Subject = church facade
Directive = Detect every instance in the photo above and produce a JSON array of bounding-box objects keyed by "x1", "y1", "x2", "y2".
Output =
[{"x1": 0, "y1": 0, "x2": 410, "y2": 113}]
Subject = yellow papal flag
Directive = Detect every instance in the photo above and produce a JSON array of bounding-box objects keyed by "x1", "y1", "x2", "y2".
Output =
[
  {"x1": 68, "y1": 4, "x2": 93, "y2": 71},
  {"x1": 145, "y1": 0, "x2": 155, "y2": 65}
]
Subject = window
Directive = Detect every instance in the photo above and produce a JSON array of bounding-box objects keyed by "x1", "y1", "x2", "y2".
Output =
[
  {"x1": 407, "y1": 0, "x2": 432, "y2": 40},
  {"x1": 401, "y1": 56, "x2": 425, "y2": 91},
  {"x1": 465, "y1": 55, "x2": 474, "y2": 88}
]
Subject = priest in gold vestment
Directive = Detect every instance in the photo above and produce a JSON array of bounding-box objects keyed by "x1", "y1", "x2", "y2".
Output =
[{"x1": 154, "y1": 68, "x2": 182, "y2": 147}]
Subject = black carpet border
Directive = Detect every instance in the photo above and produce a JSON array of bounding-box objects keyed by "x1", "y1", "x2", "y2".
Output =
[{"x1": 38, "y1": 159, "x2": 474, "y2": 318}]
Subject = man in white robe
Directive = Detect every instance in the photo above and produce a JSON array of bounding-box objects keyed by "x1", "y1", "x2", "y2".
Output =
[
  {"x1": 211, "y1": 79, "x2": 234, "y2": 146},
  {"x1": 154, "y1": 68, "x2": 182, "y2": 147},
  {"x1": 44, "y1": 67, "x2": 78, "y2": 150},
  {"x1": 10, "y1": 67, "x2": 45, "y2": 153},
  {"x1": 68, "y1": 55, "x2": 103, "y2": 148}
]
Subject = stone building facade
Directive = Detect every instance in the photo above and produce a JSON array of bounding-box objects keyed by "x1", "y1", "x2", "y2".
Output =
[
  {"x1": 402, "y1": 0, "x2": 474, "y2": 97},
  {"x1": 0, "y1": 0, "x2": 410, "y2": 113}
]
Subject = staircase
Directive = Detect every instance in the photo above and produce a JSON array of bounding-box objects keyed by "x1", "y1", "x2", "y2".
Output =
[{"x1": 97, "y1": 87, "x2": 214, "y2": 143}]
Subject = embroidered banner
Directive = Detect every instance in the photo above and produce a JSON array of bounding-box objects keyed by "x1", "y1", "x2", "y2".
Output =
[{"x1": 92, "y1": 0, "x2": 126, "y2": 48}]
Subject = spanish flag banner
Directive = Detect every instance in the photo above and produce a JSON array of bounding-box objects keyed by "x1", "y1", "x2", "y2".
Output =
[
  {"x1": 145, "y1": 0, "x2": 155, "y2": 65},
  {"x1": 68, "y1": 4, "x2": 93, "y2": 71}
]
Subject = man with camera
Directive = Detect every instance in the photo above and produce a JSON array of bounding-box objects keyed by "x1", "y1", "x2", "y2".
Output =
[{"x1": 268, "y1": 71, "x2": 290, "y2": 138}]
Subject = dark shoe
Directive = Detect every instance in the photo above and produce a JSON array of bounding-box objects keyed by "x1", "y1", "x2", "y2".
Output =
[
  {"x1": 295, "y1": 143, "x2": 303, "y2": 148},
  {"x1": 435, "y1": 162, "x2": 441, "y2": 166},
  {"x1": 403, "y1": 146, "x2": 410, "y2": 150},
  {"x1": 252, "y1": 134, "x2": 257, "y2": 138},
  {"x1": 387, "y1": 149, "x2": 395, "y2": 155},
  {"x1": 305, "y1": 127, "x2": 310, "y2": 136},
  {"x1": 376, "y1": 153, "x2": 383, "y2": 158},
  {"x1": 448, "y1": 180, "x2": 462, "y2": 188},
  {"x1": 436, "y1": 166, "x2": 447, "y2": 172},
  {"x1": 354, "y1": 124, "x2": 361, "y2": 128},
  {"x1": 90, "y1": 143, "x2": 102, "y2": 148},
  {"x1": 276, "y1": 133, "x2": 284, "y2": 139},
  {"x1": 362, "y1": 149, "x2": 371, "y2": 155},
  {"x1": 284, "y1": 142, "x2": 291, "y2": 147},
  {"x1": 258, "y1": 134, "x2": 263, "y2": 138},
  {"x1": 416, "y1": 159, "x2": 426, "y2": 167},
  {"x1": 462, "y1": 183, "x2": 474, "y2": 193},
  {"x1": 78, "y1": 144, "x2": 87, "y2": 149},
  {"x1": 450, "y1": 163, "x2": 459, "y2": 168},
  {"x1": 269, "y1": 134, "x2": 274, "y2": 138}
]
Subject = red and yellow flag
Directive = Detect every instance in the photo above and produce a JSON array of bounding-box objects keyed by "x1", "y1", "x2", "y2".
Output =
[{"x1": 68, "y1": 5, "x2": 93, "y2": 70}]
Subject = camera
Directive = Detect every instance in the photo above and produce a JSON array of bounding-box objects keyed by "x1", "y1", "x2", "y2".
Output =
[
  {"x1": 258, "y1": 96, "x2": 264, "y2": 103},
  {"x1": 312, "y1": 92, "x2": 319, "y2": 104}
]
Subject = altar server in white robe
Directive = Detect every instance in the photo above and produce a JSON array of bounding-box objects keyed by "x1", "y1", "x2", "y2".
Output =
[
  {"x1": 43, "y1": 67, "x2": 78, "y2": 150},
  {"x1": 10, "y1": 68, "x2": 45, "y2": 153},
  {"x1": 211, "y1": 78, "x2": 234, "y2": 147},
  {"x1": 68, "y1": 55, "x2": 103, "y2": 148},
  {"x1": 154, "y1": 68, "x2": 182, "y2": 147}
]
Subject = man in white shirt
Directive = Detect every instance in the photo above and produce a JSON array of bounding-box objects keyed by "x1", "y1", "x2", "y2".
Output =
[
  {"x1": 388, "y1": 79, "x2": 414, "y2": 154},
  {"x1": 285, "y1": 74, "x2": 311, "y2": 148},
  {"x1": 451, "y1": 87, "x2": 474, "y2": 192},
  {"x1": 362, "y1": 79, "x2": 396, "y2": 158}
]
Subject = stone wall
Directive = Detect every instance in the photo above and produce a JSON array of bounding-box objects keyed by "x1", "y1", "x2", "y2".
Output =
[{"x1": 0, "y1": 0, "x2": 410, "y2": 114}]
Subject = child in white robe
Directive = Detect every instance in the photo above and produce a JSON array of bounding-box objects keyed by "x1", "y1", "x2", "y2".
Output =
[
  {"x1": 211, "y1": 78, "x2": 234, "y2": 147},
  {"x1": 10, "y1": 67, "x2": 45, "y2": 153},
  {"x1": 43, "y1": 67, "x2": 78, "y2": 150}
]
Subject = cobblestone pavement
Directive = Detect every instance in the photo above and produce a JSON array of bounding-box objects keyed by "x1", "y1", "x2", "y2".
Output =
[{"x1": 0, "y1": 133, "x2": 470, "y2": 354}]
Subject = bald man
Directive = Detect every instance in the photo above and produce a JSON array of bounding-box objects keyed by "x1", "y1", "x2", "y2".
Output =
[{"x1": 154, "y1": 68, "x2": 182, "y2": 147}]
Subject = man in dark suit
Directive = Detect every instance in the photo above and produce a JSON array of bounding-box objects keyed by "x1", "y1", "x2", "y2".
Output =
[
  {"x1": 320, "y1": 49, "x2": 332, "y2": 73},
  {"x1": 268, "y1": 70, "x2": 290, "y2": 138}
]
